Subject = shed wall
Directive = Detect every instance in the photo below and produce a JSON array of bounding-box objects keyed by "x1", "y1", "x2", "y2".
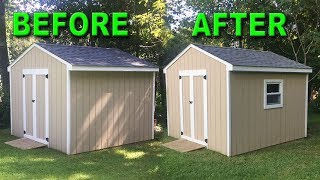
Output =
[
  {"x1": 230, "y1": 72, "x2": 307, "y2": 156},
  {"x1": 70, "y1": 71, "x2": 153, "y2": 154},
  {"x1": 10, "y1": 47, "x2": 68, "y2": 153},
  {"x1": 166, "y1": 48, "x2": 228, "y2": 155}
]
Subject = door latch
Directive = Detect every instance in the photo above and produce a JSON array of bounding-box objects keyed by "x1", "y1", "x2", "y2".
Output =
[
  {"x1": 189, "y1": 101, "x2": 193, "y2": 104},
  {"x1": 32, "y1": 100, "x2": 35, "y2": 103}
]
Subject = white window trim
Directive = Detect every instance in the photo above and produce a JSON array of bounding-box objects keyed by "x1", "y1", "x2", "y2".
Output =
[{"x1": 264, "y1": 79, "x2": 284, "y2": 109}]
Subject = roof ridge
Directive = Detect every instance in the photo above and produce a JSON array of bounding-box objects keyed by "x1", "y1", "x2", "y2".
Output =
[
  {"x1": 36, "y1": 42, "x2": 114, "y2": 50},
  {"x1": 193, "y1": 43, "x2": 271, "y2": 53}
]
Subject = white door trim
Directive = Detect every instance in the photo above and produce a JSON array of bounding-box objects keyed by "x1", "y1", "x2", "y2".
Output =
[
  {"x1": 32, "y1": 74, "x2": 37, "y2": 138},
  {"x1": 179, "y1": 70, "x2": 208, "y2": 146},
  {"x1": 189, "y1": 75, "x2": 195, "y2": 139},
  {"x1": 22, "y1": 69, "x2": 49, "y2": 145}
]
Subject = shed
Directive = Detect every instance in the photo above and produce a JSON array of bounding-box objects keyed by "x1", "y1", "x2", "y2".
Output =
[
  {"x1": 7, "y1": 43, "x2": 158, "y2": 155},
  {"x1": 164, "y1": 44, "x2": 312, "y2": 156}
]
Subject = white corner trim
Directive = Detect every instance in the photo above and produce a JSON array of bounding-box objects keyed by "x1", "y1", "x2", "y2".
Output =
[
  {"x1": 71, "y1": 66, "x2": 159, "y2": 72},
  {"x1": 264, "y1": 79, "x2": 284, "y2": 110},
  {"x1": 163, "y1": 44, "x2": 233, "y2": 73},
  {"x1": 305, "y1": 74, "x2": 309, "y2": 137},
  {"x1": 151, "y1": 72, "x2": 156, "y2": 139},
  {"x1": 226, "y1": 70, "x2": 231, "y2": 157},
  {"x1": 9, "y1": 72, "x2": 13, "y2": 135},
  {"x1": 165, "y1": 74, "x2": 170, "y2": 136},
  {"x1": 66, "y1": 69, "x2": 71, "y2": 155},
  {"x1": 233, "y1": 66, "x2": 312, "y2": 73}
]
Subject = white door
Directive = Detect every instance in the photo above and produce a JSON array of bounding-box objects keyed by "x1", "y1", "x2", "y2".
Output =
[
  {"x1": 179, "y1": 70, "x2": 208, "y2": 146},
  {"x1": 23, "y1": 69, "x2": 49, "y2": 145}
]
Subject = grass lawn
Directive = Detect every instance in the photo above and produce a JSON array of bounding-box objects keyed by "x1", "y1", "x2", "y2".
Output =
[{"x1": 1, "y1": 113, "x2": 320, "y2": 179}]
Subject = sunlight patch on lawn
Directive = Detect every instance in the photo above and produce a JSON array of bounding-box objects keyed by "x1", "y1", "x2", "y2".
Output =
[
  {"x1": 29, "y1": 157, "x2": 55, "y2": 162},
  {"x1": 69, "y1": 173, "x2": 91, "y2": 179},
  {"x1": 115, "y1": 149, "x2": 145, "y2": 159},
  {"x1": 148, "y1": 165, "x2": 159, "y2": 173},
  {"x1": 0, "y1": 157, "x2": 16, "y2": 164}
]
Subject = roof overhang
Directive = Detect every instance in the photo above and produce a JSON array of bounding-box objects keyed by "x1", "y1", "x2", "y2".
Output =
[
  {"x1": 70, "y1": 66, "x2": 159, "y2": 72},
  {"x1": 163, "y1": 44, "x2": 312, "y2": 74},
  {"x1": 233, "y1": 66, "x2": 312, "y2": 73},
  {"x1": 7, "y1": 43, "x2": 158, "y2": 72}
]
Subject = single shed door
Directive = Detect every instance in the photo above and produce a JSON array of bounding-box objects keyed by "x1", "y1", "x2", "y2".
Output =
[
  {"x1": 179, "y1": 70, "x2": 208, "y2": 146},
  {"x1": 22, "y1": 69, "x2": 49, "y2": 145}
]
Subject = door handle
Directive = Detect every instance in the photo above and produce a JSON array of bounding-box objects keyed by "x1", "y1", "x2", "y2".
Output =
[
  {"x1": 189, "y1": 101, "x2": 193, "y2": 104},
  {"x1": 32, "y1": 100, "x2": 35, "y2": 103}
]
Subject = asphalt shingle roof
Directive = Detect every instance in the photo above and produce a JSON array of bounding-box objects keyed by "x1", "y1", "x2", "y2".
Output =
[
  {"x1": 37, "y1": 43, "x2": 158, "y2": 68},
  {"x1": 194, "y1": 44, "x2": 311, "y2": 69}
]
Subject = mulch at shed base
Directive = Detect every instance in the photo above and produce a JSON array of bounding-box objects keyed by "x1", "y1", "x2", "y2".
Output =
[
  {"x1": 5, "y1": 138, "x2": 46, "y2": 150},
  {"x1": 162, "y1": 139, "x2": 205, "y2": 152}
]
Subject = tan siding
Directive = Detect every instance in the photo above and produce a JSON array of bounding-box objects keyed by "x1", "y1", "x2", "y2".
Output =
[
  {"x1": 70, "y1": 71, "x2": 153, "y2": 154},
  {"x1": 166, "y1": 48, "x2": 228, "y2": 155},
  {"x1": 230, "y1": 72, "x2": 307, "y2": 156},
  {"x1": 11, "y1": 47, "x2": 68, "y2": 153}
]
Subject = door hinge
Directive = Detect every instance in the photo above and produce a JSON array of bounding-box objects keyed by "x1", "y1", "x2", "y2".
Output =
[
  {"x1": 179, "y1": 75, "x2": 182, "y2": 79},
  {"x1": 46, "y1": 138, "x2": 49, "y2": 142},
  {"x1": 181, "y1": 131, "x2": 183, "y2": 135},
  {"x1": 23, "y1": 74, "x2": 25, "y2": 78},
  {"x1": 189, "y1": 101, "x2": 193, "y2": 104},
  {"x1": 46, "y1": 74, "x2": 48, "y2": 79},
  {"x1": 204, "y1": 75, "x2": 207, "y2": 80},
  {"x1": 23, "y1": 130, "x2": 26, "y2": 134},
  {"x1": 32, "y1": 100, "x2": 35, "y2": 103},
  {"x1": 205, "y1": 139, "x2": 208, "y2": 143}
]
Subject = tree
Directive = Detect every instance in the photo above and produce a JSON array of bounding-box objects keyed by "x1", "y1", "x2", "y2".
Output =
[{"x1": 0, "y1": 0, "x2": 10, "y2": 127}]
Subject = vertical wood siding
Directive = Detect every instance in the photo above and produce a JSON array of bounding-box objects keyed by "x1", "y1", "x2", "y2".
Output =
[
  {"x1": 70, "y1": 71, "x2": 153, "y2": 154},
  {"x1": 166, "y1": 48, "x2": 228, "y2": 155},
  {"x1": 10, "y1": 47, "x2": 68, "y2": 153},
  {"x1": 230, "y1": 72, "x2": 307, "y2": 156}
]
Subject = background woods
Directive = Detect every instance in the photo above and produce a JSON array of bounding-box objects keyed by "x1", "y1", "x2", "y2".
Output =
[{"x1": 0, "y1": 0, "x2": 320, "y2": 127}]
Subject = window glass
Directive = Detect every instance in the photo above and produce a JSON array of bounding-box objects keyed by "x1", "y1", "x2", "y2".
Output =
[
  {"x1": 267, "y1": 94, "x2": 281, "y2": 105},
  {"x1": 267, "y1": 83, "x2": 279, "y2": 93}
]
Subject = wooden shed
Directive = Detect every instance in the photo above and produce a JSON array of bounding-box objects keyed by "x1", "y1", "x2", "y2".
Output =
[
  {"x1": 164, "y1": 44, "x2": 312, "y2": 156},
  {"x1": 7, "y1": 43, "x2": 158, "y2": 155}
]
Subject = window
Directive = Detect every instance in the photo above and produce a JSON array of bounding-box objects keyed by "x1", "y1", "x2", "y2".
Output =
[{"x1": 264, "y1": 79, "x2": 283, "y2": 109}]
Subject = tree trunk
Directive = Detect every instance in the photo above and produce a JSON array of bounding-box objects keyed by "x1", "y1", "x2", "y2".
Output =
[{"x1": 0, "y1": 1, "x2": 10, "y2": 127}]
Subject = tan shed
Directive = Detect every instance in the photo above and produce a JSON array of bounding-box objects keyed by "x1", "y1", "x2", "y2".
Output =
[
  {"x1": 8, "y1": 43, "x2": 158, "y2": 155},
  {"x1": 164, "y1": 44, "x2": 312, "y2": 156}
]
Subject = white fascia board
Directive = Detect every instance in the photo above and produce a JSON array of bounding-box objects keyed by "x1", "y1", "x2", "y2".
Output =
[
  {"x1": 163, "y1": 44, "x2": 233, "y2": 73},
  {"x1": 70, "y1": 66, "x2": 159, "y2": 72},
  {"x1": 233, "y1": 66, "x2": 312, "y2": 73},
  {"x1": 7, "y1": 43, "x2": 72, "y2": 72}
]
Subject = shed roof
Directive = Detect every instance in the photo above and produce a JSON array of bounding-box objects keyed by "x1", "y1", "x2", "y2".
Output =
[
  {"x1": 36, "y1": 43, "x2": 158, "y2": 68},
  {"x1": 194, "y1": 44, "x2": 311, "y2": 69}
]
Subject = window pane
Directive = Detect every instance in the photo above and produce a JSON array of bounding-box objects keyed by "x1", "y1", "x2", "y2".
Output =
[
  {"x1": 267, "y1": 83, "x2": 280, "y2": 93},
  {"x1": 267, "y1": 94, "x2": 281, "y2": 105}
]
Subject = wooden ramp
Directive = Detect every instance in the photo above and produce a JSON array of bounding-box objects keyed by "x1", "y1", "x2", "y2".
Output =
[
  {"x1": 5, "y1": 138, "x2": 46, "y2": 150},
  {"x1": 163, "y1": 139, "x2": 205, "y2": 152}
]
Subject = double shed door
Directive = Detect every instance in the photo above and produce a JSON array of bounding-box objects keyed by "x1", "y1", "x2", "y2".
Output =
[
  {"x1": 23, "y1": 69, "x2": 49, "y2": 145},
  {"x1": 179, "y1": 70, "x2": 208, "y2": 146}
]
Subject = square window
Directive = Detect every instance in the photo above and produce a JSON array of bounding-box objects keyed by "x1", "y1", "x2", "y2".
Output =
[{"x1": 264, "y1": 80, "x2": 283, "y2": 109}]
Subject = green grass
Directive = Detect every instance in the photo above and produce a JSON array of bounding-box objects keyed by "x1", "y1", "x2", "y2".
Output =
[{"x1": 1, "y1": 113, "x2": 320, "y2": 179}]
